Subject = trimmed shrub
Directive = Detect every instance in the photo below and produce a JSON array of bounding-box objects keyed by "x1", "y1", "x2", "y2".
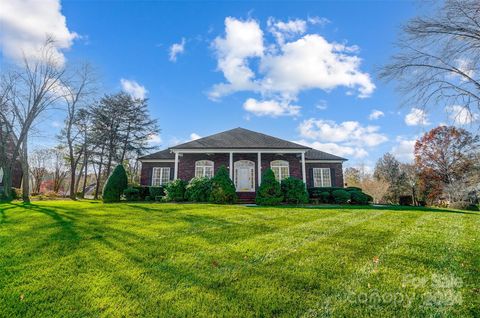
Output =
[
  {"x1": 332, "y1": 189, "x2": 351, "y2": 204},
  {"x1": 350, "y1": 191, "x2": 369, "y2": 205},
  {"x1": 209, "y1": 166, "x2": 237, "y2": 204},
  {"x1": 319, "y1": 191, "x2": 331, "y2": 204},
  {"x1": 308, "y1": 187, "x2": 344, "y2": 199},
  {"x1": 449, "y1": 201, "x2": 479, "y2": 211},
  {"x1": 124, "y1": 187, "x2": 140, "y2": 201},
  {"x1": 148, "y1": 186, "x2": 165, "y2": 200},
  {"x1": 256, "y1": 168, "x2": 283, "y2": 205},
  {"x1": 102, "y1": 165, "x2": 128, "y2": 203},
  {"x1": 281, "y1": 177, "x2": 308, "y2": 204},
  {"x1": 186, "y1": 177, "x2": 212, "y2": 202},
  {"x1": 132, "y1": 186, "x2": 149, "y2": 200},
  {"x1": 345, "y1": 186, "x2": 363, "y2": 192},
  {"x1": 164, "y1": 179, "x2": 187, "y2": 202}
]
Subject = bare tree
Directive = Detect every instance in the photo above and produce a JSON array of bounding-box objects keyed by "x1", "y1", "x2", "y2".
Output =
[
  {"x1": 49, "y1": 146, "x2": 68, "y2": 194},
  {"x1": 29, "y1": 148, "x2": 51, "y2": 194},
  {"x1": 380, "y1": 0, "x2": 480, "y2": 125},
  {"x1": 59, "y1": 64, "x2": 96, "y2": 199},
  {"x1": 0, "y1": 39, "x2": 66, "y2": 201}
]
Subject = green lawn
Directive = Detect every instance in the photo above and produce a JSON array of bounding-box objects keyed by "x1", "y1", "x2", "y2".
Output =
[{"x1": 0, "y1": 201, "x2": 479, "y2": 317}]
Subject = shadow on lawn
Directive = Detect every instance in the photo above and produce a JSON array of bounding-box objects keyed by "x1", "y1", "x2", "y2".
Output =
[{"x1": 250, "y1": 204, "x2": 479, "y2": 215}]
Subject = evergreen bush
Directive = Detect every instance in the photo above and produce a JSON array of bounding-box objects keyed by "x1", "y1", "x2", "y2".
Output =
[
  {"x1": 102, "y1": 165, "x2": 128, "y2": 203},
  {"x1": 186, "y1": 177, "x2": 212, "y2": 202},
  {"x1": 281, "y1": 177, "x2": 308, "y2": 204},
  {"x1": 350, "y1": 191, "x2": 369, "y2": 205},
  {"x1": 332, "y1": 189, "x2": 351, "y2": 204},
  {"x1": 164, "y1": 179, "x2": 187, "y2": 202},
  {"x1": 319, "y1": 191, "x2": 331, "y2": 204},
  {"x1": 124, "y1": 187, "x2": 140, "y2": 201},
  {"x1": 209, "y1": 166, "x2": 237, "y2": 204},
  {"x1": 256, "y1": 168, "x2": 283, "y2": 205},
  {"x1": 148, "y1": 186, "x2": 165, "y2": 200}
]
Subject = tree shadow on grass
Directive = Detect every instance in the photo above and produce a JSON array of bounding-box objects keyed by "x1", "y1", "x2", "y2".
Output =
[{"x1": 249, "y1": 204, "x2": 480, "y2": 215}]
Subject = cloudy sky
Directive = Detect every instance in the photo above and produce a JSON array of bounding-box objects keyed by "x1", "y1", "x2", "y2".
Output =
[{"x1": 1, "y1": 0, "x2": 478, "y2": 170}]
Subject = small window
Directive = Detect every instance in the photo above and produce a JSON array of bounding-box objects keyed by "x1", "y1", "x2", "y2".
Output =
[
  {"x1": 313, "y1": 168, "x2": 331, "y2": 187},
  {"x1": 270, "y1": 160, "x2": 289, "y2": 182},
  {"x1": 195, "y1": 160, "x2": 214, "y2": 178},
  {"x1": 152, "y1": 167, "x2": 171, "y2": 186}
]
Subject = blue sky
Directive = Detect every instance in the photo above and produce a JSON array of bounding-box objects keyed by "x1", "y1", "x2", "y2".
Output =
[{"x1": 3, "y1": 0, "x2": 473, "y2": 170}]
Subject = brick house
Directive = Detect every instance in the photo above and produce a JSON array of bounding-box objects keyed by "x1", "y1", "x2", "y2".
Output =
[{"x1": 139, "y1": 128, "x2": 346, "y2": 197}]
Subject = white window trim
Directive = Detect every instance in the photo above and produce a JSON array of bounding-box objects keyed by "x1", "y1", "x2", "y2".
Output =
[
  {"x1": 270, "y1": 160, "x2": 290, "y2": 181},
  {"x1": 313, "y1": 168, "x2": 332, "y2": 187},
  {"x1": 195, "y1": 160, "x2": 214, "y2": 178},
  {"x1": 152, "y1": 167, "x2": 171, "y2": 186}
]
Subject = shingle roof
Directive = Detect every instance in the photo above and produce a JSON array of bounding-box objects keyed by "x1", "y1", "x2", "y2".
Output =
[
  {"x1": 305, "y1": 149, "x2": 347, "y2": 161},
  {"x1": 139, "y1": 148, "x2": 174, "y2": 160},
  {"x1": 171, "y1": 127, "x2": 310, "y2": 150},
  {"x1": 139, "y1": 127, "x2": 348, "y2": 161}
]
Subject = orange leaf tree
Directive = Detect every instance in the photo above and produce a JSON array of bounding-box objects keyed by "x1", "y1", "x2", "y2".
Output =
[{"x1": 414, "y1": 126, "x2": 479, "y2": 203}]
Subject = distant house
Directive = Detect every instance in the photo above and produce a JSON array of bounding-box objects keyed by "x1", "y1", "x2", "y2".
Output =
[{"x1": 139, "y1": 128, "x2": 347, "y2": 197}]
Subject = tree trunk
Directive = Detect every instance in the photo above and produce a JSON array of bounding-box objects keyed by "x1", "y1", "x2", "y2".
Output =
[
  {"x1": 21, "y1": 137, "x2": 30, "y2": 203},
  {"x1": 82, "y1": 157, "x2": 88, "y2": 198},
  {"x1": 94, "y1": 145, "x2": 105, "y2": 200},
  {"x1": 2, "y1": 167, "x2": 12, "y2": 199}
]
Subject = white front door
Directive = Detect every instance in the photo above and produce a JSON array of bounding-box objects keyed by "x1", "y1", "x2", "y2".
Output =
[{"x1": 234, "y1": 160, "x2": 255, "y2": 192}]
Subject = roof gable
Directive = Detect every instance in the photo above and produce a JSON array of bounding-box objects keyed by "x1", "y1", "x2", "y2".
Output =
[{"x1": 171, "y1": 127, "x2": 310, "y2": 150}]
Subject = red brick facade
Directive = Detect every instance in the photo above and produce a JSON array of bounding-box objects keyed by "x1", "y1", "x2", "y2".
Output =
[{"x1": 140, "y1": 153, "x2": 344, "y2": 189}]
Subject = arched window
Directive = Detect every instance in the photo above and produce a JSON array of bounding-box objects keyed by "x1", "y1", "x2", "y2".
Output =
[
  {"x1": 270, "y1": 160, "x2": 289, "y2": 181},
  {"x1": 195, "y1": 160, "x2": 214, "y2": 178}
]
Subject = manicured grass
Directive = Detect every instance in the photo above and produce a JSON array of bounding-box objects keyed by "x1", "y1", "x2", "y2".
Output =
[{"x1": 0, "y1": 201, "x2": 479, "y2": 317}]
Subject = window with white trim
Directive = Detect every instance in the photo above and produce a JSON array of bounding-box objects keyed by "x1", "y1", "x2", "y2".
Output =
[
  {"x1": 270, "y1": 160, "x2": 289, "y2": 182},
  {"x1": 313, "y1": 168, "x2": 332, "y2": 187},
  {"x1": 152, "y1": 167, "x2": 171, "y2": 186},
  {"x1": 195, "y1": 160, "x2": 214, "y2": 178}
]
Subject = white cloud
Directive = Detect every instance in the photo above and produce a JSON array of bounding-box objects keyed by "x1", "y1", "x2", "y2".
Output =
[
  {"x1": 209, "y1": 17, "x2": 264, "y2": 100},
  {"x1": 51, "y1": 120, "x2": 62, "y2": 128},
  {"x1": 190, "y1": 133, "x2": 201, "y2": 140},
  {"x1": 368, "y1": 109, "x2": 384, "y2": 120},
  {"x1": 147, "y1": 133, "x2": 162, "y2": 145},
  {"x1": 243, "y1": 98, "x2": 300, "y2": 117},
  {"x1": 391, "y1": 137, "x2": 416, "y2": 162},
  {"x1": 169, "y1": 38, "x2": 186, "y2": 62},
  {"x1": 120, "y1": 79, "x2": 147, "y2": 99},
  {"x1": 445, "y1": 105, "x2": 479, "y2": 125},
  {"x1": 267, "y1": 17, "x2": 306, "y2": 45},
  {"x1": 296, "y1": 139, "x2": 368, "y2": 158},
  {"x1": 456, "y1": 58, "x2": 475, "y2": 79},
  {"x1": 0, "y1": 0, "x2": 77, "y2": 65},
  {"x1": 316, "y1": 100, "x2": 328, "y2": 110},
  {"x1": 307, "y1": 16, "x2": 330, "y2": 26},
  {"x1": 405, "y1": 108, "x2": 430, "y2": 126},
  {"x1": 298, "y1": 118, "x2": 388, "y2": 147},
  {"x1": 259, "y1": 34, "x2": 374, "y2": 100},
  {"x1": 209, "y1": 17, "x2": 375, "y2": 116},
  {"x1": 296, "y1": 118, "x2": 388, "y2": 159}
]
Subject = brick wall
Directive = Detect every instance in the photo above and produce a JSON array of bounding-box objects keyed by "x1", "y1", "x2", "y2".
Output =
[
  {"x1": 140, "y1": 162, "x2": 175, "y2": 186},
  {"x1": 305, "y1": 162, "x2": 344, "y2": 188},
  {"x1": 140, "y1": 153, "x2": 345, "y2": 189}
]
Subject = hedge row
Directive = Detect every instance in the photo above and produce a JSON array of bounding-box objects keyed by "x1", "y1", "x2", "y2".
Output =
[
  {"x1": 122, "y1": 165, "x2": 237, "y2": 204},
  {"x1": 308, "y1": 186, "x2": 373, "y2": 205}
]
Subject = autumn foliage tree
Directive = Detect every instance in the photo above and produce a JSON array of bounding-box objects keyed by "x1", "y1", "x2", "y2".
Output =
[{"x1": 414, "y1": 126, "x2": 479, "y2": 203}]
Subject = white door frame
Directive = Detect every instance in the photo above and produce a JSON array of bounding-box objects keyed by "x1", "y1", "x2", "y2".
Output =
[{"x1": 234, "y1": 160, "x2": 255, "y2": 192}]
